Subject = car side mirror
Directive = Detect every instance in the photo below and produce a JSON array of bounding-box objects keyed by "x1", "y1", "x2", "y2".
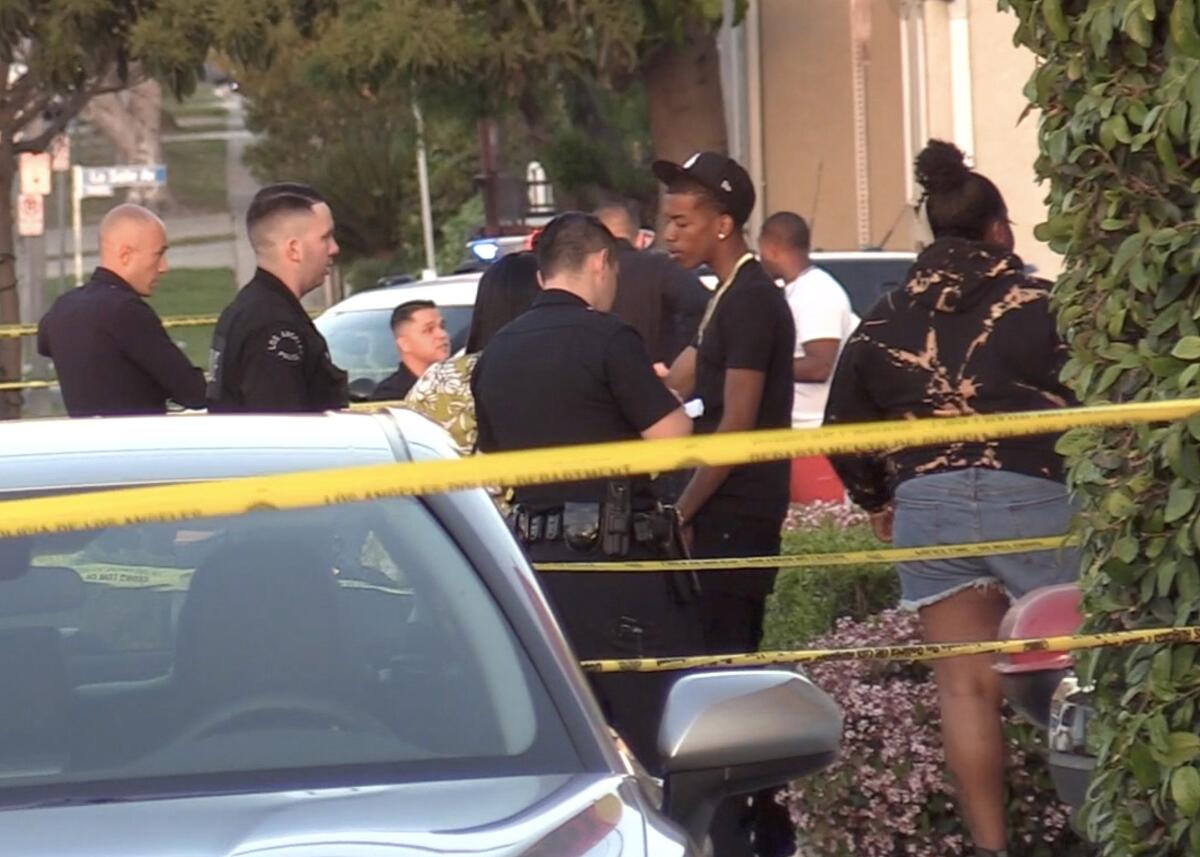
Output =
[
  {"x1": 658, "y1": 670, "x2": 842, "y2": 846},
  {"x1": 348, "y1": 377, "x2": 378, "y2": 403},
  {"x1": 0, "y1": 566, "x2": 85, "y2": 615}
]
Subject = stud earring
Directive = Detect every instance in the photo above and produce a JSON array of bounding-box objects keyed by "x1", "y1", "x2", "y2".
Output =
[{"x1": 718, "y1": 233, "x2": 726, "y2": 240}]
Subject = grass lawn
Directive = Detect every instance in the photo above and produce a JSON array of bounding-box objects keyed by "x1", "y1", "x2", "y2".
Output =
[
  {"x1": 41, "y1": 267, "x2": 235, "y2": 366},
  {"x1": 167, "y1": 105, "x2": 228, "y2": 121},
  {"x1": 146, "y1": 267, "x2": 237, "y2": 365},
  {"x1": 161, "y1": 139, "x2": 228, "y2": 213}
]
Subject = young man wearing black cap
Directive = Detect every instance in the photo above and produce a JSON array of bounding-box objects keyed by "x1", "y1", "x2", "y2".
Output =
[{"x1": 656, "y1": 152, "x2": 796, "y2": 857}]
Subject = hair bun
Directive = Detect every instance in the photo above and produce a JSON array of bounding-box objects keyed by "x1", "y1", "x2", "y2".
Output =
[{"x1": 915, "y1": 140, "x2": 971, "y2": 195}]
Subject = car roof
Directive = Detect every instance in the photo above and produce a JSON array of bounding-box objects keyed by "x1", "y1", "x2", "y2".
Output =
[
  {"x1": 319, "y1": 274, "x2": 482, "y2": 315},
  {"x1": 811, "y1": 250, "x2": 916, "y2": 261},
  {"x1": 0, "y1": 409, "x2": 455, "y2": 495}
]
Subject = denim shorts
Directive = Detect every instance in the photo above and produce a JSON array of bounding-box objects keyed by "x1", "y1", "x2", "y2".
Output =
[{"x1": 892, "y1": 468, "x2": 1080, "y2": 611}]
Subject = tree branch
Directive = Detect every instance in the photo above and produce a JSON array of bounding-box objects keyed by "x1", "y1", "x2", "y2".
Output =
[
  {"x1": 13, "y1": 89, "x2": 90, "y2": 154},
  {"x1": 0, "y1": 70, "x2": 39, "y2": 125},
  {"x1": 12, "y1": 73, "x2": 130, "y2": 154}
]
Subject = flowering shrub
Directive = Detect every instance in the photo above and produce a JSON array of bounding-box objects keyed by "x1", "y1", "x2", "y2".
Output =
[
  {"x1": 784, "y1": 501, "x2": 871, "y2": 532},
  {"x1": 787, "y1": 610, "x2": 1085, "y2": 857},
  {"x1": 763, "y1": 517, "x2": 896, "y2": 651}
]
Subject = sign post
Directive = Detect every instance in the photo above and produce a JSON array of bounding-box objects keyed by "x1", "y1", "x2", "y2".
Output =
[
  {"x1": 71, "y1": 164, "x2": 166, "y2": 286},
  {"x1": 16, "y1": 193, "x2": 44, "y2": 237},
  {"x1": 18, "y1": 152, "x2": 52, "y2": 196},
  {"x1": 50, "y1": 135, "x2": 70, "y2": 288}
]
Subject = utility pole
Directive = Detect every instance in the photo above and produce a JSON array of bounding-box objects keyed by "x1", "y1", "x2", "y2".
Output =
[
  {"x1": 413, "y1": 100, "x2": 437, "y2": 279},
  {"x1": 478, "y1": 118, "x2": 501, "y2": 237}
]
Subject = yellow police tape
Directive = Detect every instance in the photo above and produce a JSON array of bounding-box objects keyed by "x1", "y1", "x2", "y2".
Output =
[
  {"x1": 0, "y1": 314, "x2": 219, "y2": 340},
  {"x1": 580, "y1": 625, "x2": 1200, "y2": 673},
  {"x1": 534, "y1": 535, "x2": 1077, "y2": 572},
  {"x1": 71, "y1": 565, "x2": 411, "y2": 597},
  {"x1": 0, "y1": 398, "x2": 1197, "y2": 540},
  {"x1": 0, "y1": 309, "x2": 323, "y2": 340}
]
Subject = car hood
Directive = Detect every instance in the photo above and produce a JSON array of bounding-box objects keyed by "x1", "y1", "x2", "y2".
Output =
[{"x1": 0, "y1": 773, "x2": 647, "y2": 856}]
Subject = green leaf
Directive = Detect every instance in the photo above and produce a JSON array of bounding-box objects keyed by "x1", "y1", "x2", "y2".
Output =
[
  {"x1": 1172, "y1": 0, "x2": 1200, "y2": 59},
  {"x1": 1042, "y1": 0, "x2": 1070, "y2": 41},
  {"x1": 1173, "y1": 767, "x2": 1200, "y2": 818},
  {"x1": 1091, "y1": 6, "x2": 1116, "y2": 57},
  {"x1": 1157, "y1": 732, "x2": 1200, "y2": 767},
  {"x1": 1132, "y1": 741, "x2": 1161, "y2": 788},
  {"x1": 1180, "y1": 554, "x2": 1200, "y2": 599},
  {"x1": 1106, "y1": 490, "x2": 1140, "y2": 518},
  {"x1": 1174, "y1": 644, "x2": 1198, "y2": 680},
  {"x1": 1173, "y1": 336, "x2": 1200, "y2": 359},
  {"x1": 1169, "y1": 102, "x2": 1189, "y2": 141},
  {"x1": 1116, "y1": 536, "x2": 1141, "y2": 563}
]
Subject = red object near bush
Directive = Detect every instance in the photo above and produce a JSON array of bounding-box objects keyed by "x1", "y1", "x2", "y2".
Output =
[
  {"x1": 994, "y1": 583, "x2": 1083, "y2": 675},
  {"x1": 790, "y1": 456, "x2": 845, "y2": 504}
]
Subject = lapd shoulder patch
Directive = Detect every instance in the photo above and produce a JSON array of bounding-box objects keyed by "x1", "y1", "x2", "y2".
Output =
[{"x1": 267, "y1": 329, "x2": 304, "y2": 363}]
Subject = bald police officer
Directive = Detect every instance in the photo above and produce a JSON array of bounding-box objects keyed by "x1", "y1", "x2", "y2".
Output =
[
  {"x1": 208, "y1": 183, "x2": 348, "y2": 412},
  {"x1": 472, "y1": 212, "x2": 700, "y2": 776},
  {"x1": 38, "y1": 203, "x2": 206, "y2": 416}
]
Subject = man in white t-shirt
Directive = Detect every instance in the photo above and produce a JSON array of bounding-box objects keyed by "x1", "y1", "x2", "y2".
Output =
[{"x1": 758, "y1": 212, "x2": 858, "y2": 428}]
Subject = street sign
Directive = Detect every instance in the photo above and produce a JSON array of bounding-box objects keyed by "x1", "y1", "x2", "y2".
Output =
[
  {"x1": 19, "y1": 152, "x2": 51, "y2": 195},
  {"x1": 81, "y1": 164, "x2": 166, "y2": 193},
  {"x1": 17, "y1": 193, "x2": 44, "y2": 237},
  {"x1": 49, "y1": 135, "x2": 70, "y2": 172}
]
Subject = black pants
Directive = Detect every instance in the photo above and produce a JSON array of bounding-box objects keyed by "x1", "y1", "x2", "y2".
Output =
[
  {"x1": 691, "y1": 504, "x2": 793, "y2": 857},
  {"x1": 527, "y1": 540, "x2": 703, "y2": 777},
  {"x1": 691, "y1": 506, "x2": 781, "y2": 654}
]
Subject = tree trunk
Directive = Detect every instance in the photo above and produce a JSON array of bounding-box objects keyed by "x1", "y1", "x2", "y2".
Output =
[
  {"x1": 0, "y1": 135, "x2": 23, "y2": 420},
  {"x1": 125, "y1": 77, "x2": 167, "y2": 208},
  {"x1": 641, "y1": 24, "x2": 728, "y2": 163},
  {"x1": 81, "y1": 75, "x2": 171, "y2": 210}
]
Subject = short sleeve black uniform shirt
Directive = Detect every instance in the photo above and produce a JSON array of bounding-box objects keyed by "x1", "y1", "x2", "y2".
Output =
[
  {"x1": 208, "y1": 268, "x2": 348, "y2": 412},
  {"x1": 694, "y1": 257, "x2": 795, "y2": 520},
  {"x1": 37, "y1": 267, "x2": 206, "y2": 417},
  {"x1": 472, "y1": 289, "x2": 680, "y2": 507}
]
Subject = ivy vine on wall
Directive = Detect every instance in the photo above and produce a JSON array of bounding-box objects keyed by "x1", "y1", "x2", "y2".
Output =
[{"x1": 1003, "y1": 0, "x2": 1200, "y2": 853}]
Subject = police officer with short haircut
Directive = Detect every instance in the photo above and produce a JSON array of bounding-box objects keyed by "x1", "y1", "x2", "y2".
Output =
[
  {"x1": 472, "y1": 211, "x2": 699, "y2": 775},
  {"x1": 208, "y1": 183, "x2": 348, "y2": 412},
  {"x1": 38, "y1": 203, "x2": 206, "y2": 417}
]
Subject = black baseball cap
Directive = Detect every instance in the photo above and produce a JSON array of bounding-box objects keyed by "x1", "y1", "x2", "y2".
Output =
[{"x1": 652, "y1": 152, "x2": 756, "y2": 227}]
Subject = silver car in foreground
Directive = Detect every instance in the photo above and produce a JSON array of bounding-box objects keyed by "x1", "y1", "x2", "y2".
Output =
[{"x1": 0, "y1": 410, "x2": 841, "y2": 855}]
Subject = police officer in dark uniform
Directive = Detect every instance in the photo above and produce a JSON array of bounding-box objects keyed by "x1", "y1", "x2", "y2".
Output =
[
  {"x1": 208, "y1": 183, "x2": 348, "y2": 412},
  {"x1": 38, "y1": 203, "x2": 206, "y2": 417},
  {"x1": 472, "y1": 212, "x2": 699, "y2": 775},
  {"x1": 594, "y1": 199, "x2": 711, "y2": 366}
]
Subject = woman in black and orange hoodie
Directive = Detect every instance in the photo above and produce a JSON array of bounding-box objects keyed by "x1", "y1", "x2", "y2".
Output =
[{"x1": 825, "y1": 140, "x2": 1079, "y2": 857}]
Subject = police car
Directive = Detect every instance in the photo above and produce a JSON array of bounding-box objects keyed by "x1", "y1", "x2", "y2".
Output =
[
  {"x1": 0, "y1": 410, "x2": 842, "y2": 855},
  {"x1": 315, "y1": 274, "x2": 482, "y2": 394}
]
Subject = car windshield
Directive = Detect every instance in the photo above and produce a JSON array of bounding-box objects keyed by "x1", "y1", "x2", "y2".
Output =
[
  {"x1": 816, "y1": 257, "x2": 913, "y2": 317},
  {"x1": 318, "y1": 306, "x2": 475, "y2": 385},
  {"x1": 0, "y1": 497, "x2": 576, "y2": 805}
]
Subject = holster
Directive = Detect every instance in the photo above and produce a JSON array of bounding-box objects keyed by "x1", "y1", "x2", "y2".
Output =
[{"x1": 601, "y1": 480, "x2": 631, "y2": 557}]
